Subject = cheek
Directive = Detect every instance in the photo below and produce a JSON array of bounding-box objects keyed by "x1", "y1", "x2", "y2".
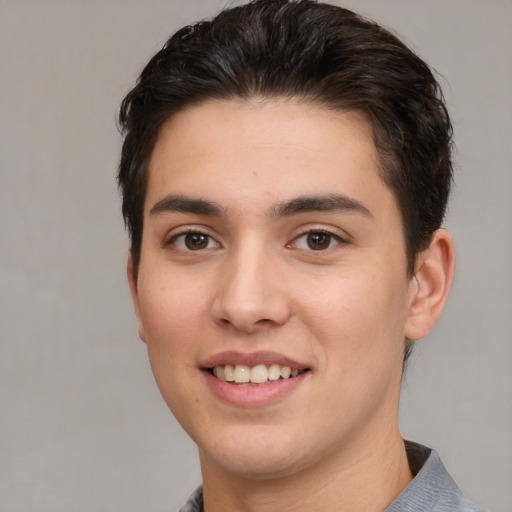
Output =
[
  {"x1": 297, "y1": 266, "x2": 409, "y2": 360},
  {"x1": 136, "y1": 273, "x2": 208, "y2": 417},
  {"x1": 138, "y1": 269, "x2": 210, "y2": 342}
]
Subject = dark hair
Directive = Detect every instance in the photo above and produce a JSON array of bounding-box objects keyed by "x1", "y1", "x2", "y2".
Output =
[{"x1": 118, "y1": 0, "x2": 453, "y2": 279}]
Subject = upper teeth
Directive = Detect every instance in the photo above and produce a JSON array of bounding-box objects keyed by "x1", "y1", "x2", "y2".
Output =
[{"x1": 213, "y1": 364, "x2": 301, "y2": 384}]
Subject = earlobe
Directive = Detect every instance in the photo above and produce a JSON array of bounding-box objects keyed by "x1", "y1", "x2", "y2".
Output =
[
  {"x1": 127, "y1": 255, "x2": 147, "y2": 344},
  {"x1": 404, "y1": 229, "x2": 455, "y2": 340}
]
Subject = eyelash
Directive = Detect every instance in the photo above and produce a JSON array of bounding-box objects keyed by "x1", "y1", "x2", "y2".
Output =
[
  {"x1": 165, "y1": 229, "x2": 220, "y2": 251},
  {"x1": 165, "y1": 228, "x2": 346, "y2": 253},
  {"x1": 289, "y1": 229, "x2": 346, "y2": 252}
]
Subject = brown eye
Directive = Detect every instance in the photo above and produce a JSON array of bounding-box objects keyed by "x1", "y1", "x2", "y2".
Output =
[
  {"x1": 184, "y1": 233, "x2": 209, "y2": 250},
  {"x1": 171, "y1": 232, "x2": 219, "y2": 251},
  {"x1": 306, "y1": 232, "x2": 331, "y2": 250},
  {"x1": 292, "y1": 230, "x2": 343, "y2": 251}
]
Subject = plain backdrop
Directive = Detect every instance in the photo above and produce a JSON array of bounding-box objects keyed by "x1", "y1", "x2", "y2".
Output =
[{"x1": 1, "y1": 1, "x2": 511, "y2": 511}]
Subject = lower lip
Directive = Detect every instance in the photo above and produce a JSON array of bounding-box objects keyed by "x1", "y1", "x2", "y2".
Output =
[{"x1": 203, "y1": 370, "x2": 309, "y2": 407}]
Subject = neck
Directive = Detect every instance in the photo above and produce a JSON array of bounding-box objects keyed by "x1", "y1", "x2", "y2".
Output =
[{"x1": 200, "y1": 428, "x2": 413, "y2": 512}]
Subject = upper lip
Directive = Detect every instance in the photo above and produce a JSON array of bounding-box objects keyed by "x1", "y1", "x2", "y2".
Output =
[{"x1": 200, "y1": 351, "x2": 309, "y2": 369}]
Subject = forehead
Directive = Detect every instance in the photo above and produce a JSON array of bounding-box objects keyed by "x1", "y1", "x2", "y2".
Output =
[{"x1": 146, "y1": 99, "x2": 396, "y2": 220}]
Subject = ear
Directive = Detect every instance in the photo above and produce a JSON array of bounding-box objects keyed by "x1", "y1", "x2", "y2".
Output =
[
  {"x1": 404, "y1": 229, "x2": 455, "y2": 340},
  {"x1": 127, "y1": 255, "x2": 147, "y2": 343}
]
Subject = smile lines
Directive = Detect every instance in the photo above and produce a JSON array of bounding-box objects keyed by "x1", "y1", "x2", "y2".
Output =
[{"x1": 211, "y1": 364, "x2": 307, "y2": 385}]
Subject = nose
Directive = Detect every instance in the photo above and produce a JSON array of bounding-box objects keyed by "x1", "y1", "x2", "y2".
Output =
[{"x1": 211, "y1": 243, "x2": 291, "y2": 333}]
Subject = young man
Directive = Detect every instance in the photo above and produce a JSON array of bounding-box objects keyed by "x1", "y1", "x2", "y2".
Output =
[{"x1": 118, "y1": 1, "x2": 485, "y2": 511}]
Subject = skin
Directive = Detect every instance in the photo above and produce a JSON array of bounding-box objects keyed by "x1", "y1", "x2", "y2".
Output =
[{"x1": 128, "y1": 99, "x2": 455, "y2": 512}]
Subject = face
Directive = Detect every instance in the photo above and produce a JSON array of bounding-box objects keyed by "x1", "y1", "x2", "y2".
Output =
[{"x1": 130, "y1": 99, "x2": 418, "y2": 480}]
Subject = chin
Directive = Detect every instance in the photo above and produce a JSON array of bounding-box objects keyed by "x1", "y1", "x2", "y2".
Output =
[
  {"x1": 197, "y1": 425, "x2": 317, "y2": 480},
  {"x1": 204, "y1": 448, "x2": 304, "y2": 480}
]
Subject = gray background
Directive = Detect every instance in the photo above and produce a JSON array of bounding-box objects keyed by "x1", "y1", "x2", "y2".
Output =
[{"x1": 1, "y1": 1, "x2": 511, "y2": 511}]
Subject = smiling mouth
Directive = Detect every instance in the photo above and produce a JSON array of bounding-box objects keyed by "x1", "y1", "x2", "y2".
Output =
[{"x1": 208, "y1": 364, "x2": 309, "y2": 385}]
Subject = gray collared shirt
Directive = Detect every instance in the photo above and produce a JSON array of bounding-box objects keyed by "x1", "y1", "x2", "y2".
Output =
[{"x1": 178, "y1": 441, "x2": 486, "y2": 512}]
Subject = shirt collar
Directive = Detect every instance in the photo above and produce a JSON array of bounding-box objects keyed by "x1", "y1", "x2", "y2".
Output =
[{"x1": 385, "y1": 440, "x2": 484, "y2": 512}]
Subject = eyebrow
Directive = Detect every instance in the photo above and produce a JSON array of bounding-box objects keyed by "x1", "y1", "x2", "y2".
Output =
[
  {"x1": 150, "y1": 195, "x2": 225, "y2": 217},
  {"x1": 149, "y1": 193, "x2": 372, "y2": 220},
  {"x1": 273, "y1": 194, "x2": 372, "y2": 219}
]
